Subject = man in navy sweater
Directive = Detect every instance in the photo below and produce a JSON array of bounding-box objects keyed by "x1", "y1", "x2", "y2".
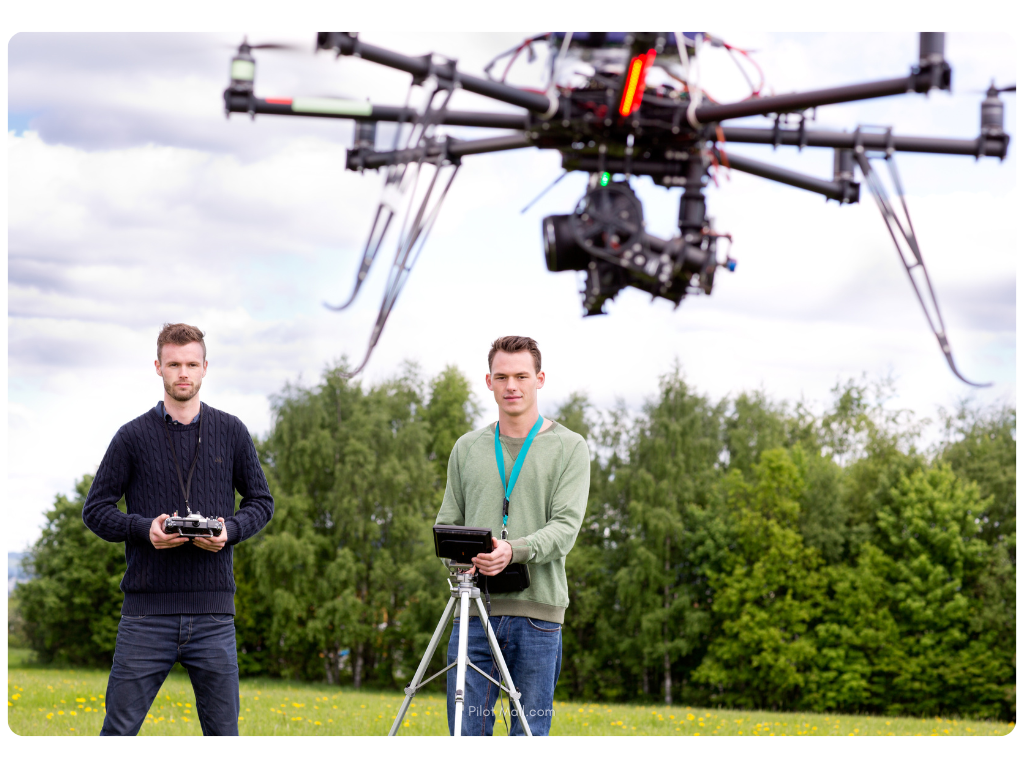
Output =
[{"x1": 83, "y1": 323, "x2": 274, "y2": 736}]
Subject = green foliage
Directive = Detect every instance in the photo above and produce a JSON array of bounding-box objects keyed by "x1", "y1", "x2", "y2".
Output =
[
  {"x1": 15, "y1": 476, "x2": 125, "y2": 666},
  {"x1": 938, "y1": 402, "x2": 1015, "y2": 546},
  {"x1": 14, "y1": 364, "x2": 1015, "y2": 722},
  {"x1": 232, "y1": 361, "x2": 477, "y2": 689},
  {"x1": 694, "y1": 449, "x2": 827, "y2": 710}
]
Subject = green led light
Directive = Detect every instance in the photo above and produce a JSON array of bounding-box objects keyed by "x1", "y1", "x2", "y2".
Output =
[{"x1": 599, "y1": 172, "x2": 611, "y2": 187}]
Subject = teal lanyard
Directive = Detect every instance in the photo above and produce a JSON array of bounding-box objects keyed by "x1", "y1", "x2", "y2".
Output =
[{"x1": 495, "y1": 414, "x2": 544, "y2": 539}]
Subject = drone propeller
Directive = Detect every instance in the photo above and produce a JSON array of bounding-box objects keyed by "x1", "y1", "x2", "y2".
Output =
[
  {"x1": 967, "y1": 81, "x2": 1015, "y2": 94},
  {"x1": 229, "y1": 36, "x2": 306, "y2": 52}
]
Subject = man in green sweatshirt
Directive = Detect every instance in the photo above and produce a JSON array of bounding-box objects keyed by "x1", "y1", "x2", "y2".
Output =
[{"x1": 436, "y1": 335, "x2": 590, "y2": 736}]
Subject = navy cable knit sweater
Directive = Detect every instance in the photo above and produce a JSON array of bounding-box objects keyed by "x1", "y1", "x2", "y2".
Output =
[{"x1": 82, "y1": 403, "x2": 274, "y2": 615}]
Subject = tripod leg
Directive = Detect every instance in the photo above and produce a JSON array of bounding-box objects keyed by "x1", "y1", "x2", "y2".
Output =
[
  {"x1": 388, "y1": 596, "x2": 457, "y2": 736},
  {"x1": 474, "y1": 597, "x2": 533, "y2": 736},
  {"x1": 452, "y1": 590, "x2": 472, "y2": 737}
]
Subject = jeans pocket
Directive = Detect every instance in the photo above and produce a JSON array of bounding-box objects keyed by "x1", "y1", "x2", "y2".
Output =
[
  {"x1": 120, "y1": 614, "x2": 147, "y2": 620},
  {"x1": 526, "y1": 617, "x2": 561, "y2": 633},
  {"x1": 208, "y1": 613, "x2": 234, "y2": 624}
]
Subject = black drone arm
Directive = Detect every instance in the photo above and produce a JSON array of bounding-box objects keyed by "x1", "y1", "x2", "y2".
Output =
[
  {"x1": 347, "y1": 133, "x2": 532, "y2": 171},
  {"x1": 721, "y1": 126, "x2": 1009, "y2": 159},
  {"x1": 225, "y1": 95, "x2": 531, "y2": 130},
  {"x1": 315, "y1": 32, "x2": 556, "y2": 116},
  {"x1": 716, "y1": 152, "x2": 860, "y2": 203},
  {"x1": 693, "y1": 67, "x2": 948, "y2": 124},
  {"x1": 557, "y1": 151, "x2": 858, "y2": 203}
]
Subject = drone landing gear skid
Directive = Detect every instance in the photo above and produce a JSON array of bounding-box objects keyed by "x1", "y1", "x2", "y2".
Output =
[{"x1": 852, "y1": 127, "x2": 991, "y2": 387}]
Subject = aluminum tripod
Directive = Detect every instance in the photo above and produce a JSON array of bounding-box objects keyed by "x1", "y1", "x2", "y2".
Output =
[{"x1": 387, "y1": 568, "x2": 533, "y2": 736}]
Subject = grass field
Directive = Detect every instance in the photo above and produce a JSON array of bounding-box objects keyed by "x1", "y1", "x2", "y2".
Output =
[{"x1": 8, "y1": 649, "x2": 1014, "y2": 737}]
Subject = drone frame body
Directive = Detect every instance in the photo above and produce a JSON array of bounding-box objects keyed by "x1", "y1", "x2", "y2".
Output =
[{"x1": 223, "y1": 32, "x2": 1011, "y2": 383}]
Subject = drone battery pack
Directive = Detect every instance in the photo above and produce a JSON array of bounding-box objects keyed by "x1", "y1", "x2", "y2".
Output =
[{"x1": 433, "y1": 524, "x2": 493, "y2": 563}]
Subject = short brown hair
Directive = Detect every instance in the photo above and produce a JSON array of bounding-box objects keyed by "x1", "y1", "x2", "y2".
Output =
[
  {"x1": 157, "y1": 323, "x2": 206, "y2": 361},
  {"x1": 488, "y1": 336, "x2": 541, "y2": 373}
]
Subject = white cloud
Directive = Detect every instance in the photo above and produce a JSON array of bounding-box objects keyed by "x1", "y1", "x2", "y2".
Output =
[{"x1": 6, "y1": 31, "x2": 1016, "y2": 551}]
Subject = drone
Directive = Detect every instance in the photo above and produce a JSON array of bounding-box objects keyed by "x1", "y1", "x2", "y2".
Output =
[{"x1": 223, "y1": 32, "x2": 1013, "y2": 383}]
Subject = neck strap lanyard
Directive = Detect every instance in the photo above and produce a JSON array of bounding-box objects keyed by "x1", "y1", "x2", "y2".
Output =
[
  {"x1": 494, "y1": 414, "x2": 544, "y2": 540},
  {"x1": 161, "y1": 404, "x2": 203, "y2": 516}
]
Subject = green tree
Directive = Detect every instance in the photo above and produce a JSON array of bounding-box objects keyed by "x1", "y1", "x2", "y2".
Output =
[
  {"x1": 723, "y1": 391, "x2": 789, "y2": 478},
  {"x1": 938, "y1": 402, "x2": 1015, "y2": 547},
  {"x1": 424, "y1": 365, "x2": 482, "y2": 502},
  {"x1": 234, "y1": 362, "x2": 475, "y2": 688},
  {"x1": 609, "y1": 371, "x2": 725, "y2": 704},
  {"x1": 693, "y1": 447, "x2": 827, "y2": 710},
  {"x1": 555, "y1": 393, "x2": 625, "y2": 701},
  {"x1": 15, "y1": 476, "x2": 125, "y2": 666},
  {"x1": 806, "y1": 464, "x2": 1013, "y2": 719}
]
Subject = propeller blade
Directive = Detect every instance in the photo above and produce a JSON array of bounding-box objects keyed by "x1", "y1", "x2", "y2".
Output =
[
  {"x1": 969, "y1": 82, "x2": 1015, "y2": 94},
  {"x1": 249, "y1": 43, "x2": 304, "y2": 51}
]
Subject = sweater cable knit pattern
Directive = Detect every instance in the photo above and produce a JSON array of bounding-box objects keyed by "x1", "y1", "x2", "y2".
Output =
[{"x1": 82, "y1": 404, "x2": 274, "y2": 615}]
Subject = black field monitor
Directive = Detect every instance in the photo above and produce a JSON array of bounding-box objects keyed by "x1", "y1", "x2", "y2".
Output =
[{"x1": 433, "y1": 525, "x2": 493, "y2": 563}]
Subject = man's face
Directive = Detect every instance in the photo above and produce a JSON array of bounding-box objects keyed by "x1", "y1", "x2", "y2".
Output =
[
  {"x1": 486, "y1": 350, "x2": 545, "y2": 418},
  {"x1": 155, "y1": 342, "x2": 208, "y2": 403}
]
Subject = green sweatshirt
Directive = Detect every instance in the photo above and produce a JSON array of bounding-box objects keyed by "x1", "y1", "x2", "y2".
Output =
[{"x1": 435, "y1": 420, "x2": 590, "y2": 624}]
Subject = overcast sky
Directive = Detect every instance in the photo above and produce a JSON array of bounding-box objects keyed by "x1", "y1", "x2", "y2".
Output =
[{"x1": 7, "y1": 30, "x2": 1016, "y2": 551}]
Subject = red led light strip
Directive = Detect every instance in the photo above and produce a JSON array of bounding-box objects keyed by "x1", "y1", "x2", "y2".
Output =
[{"x1": 618, "y1": 49, "x2": 657, "y2": 117}]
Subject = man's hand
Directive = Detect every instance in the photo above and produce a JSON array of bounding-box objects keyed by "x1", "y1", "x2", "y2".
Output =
[
  {"x1": 470, "y1": 537, "x2": 513, "y2": 576},
  {"x1": 193, "y1": 518, "x2": 228, "y2": 553},
  {"x1": 150, "y1": 514, "x2": 188, "y2": 549}
]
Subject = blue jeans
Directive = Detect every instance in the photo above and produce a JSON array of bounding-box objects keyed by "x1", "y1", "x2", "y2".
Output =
[
  {"x1": 446, "y1": 614, "x2": 562, "y2": 736},
  {"x1": 100, "y1": 613, "x2": 239, "y2": 736}
]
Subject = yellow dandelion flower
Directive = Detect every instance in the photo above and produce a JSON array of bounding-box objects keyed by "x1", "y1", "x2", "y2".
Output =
[{"x1": 315, "y1": 721, "x2": 321, "y2": 725}]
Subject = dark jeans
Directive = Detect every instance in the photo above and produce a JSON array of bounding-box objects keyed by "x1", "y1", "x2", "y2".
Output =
[
  {"x1": 100, "y1": 613, "x2": 239, "y2": 736},
  {"x1": 446, "y1": 614, "x2": 562, "y2": 736}
]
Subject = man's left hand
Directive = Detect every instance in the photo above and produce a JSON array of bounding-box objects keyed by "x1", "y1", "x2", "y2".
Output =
[
  {"x1": 193, "y1": 518, "x2": 228, "y2": 552},
  {"x1": 470, "y1": 537, "x2": 513, "y2": 576}
]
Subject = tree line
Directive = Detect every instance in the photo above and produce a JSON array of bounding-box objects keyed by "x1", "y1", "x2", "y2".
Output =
[{"x1": 14, "y1": 362, "x2": 1015, "y2": 721}]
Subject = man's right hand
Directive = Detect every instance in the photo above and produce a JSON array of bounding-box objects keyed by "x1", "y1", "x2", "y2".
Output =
[{"x1": 150, "y1": 514, "x2": 188, "y2": 549}]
